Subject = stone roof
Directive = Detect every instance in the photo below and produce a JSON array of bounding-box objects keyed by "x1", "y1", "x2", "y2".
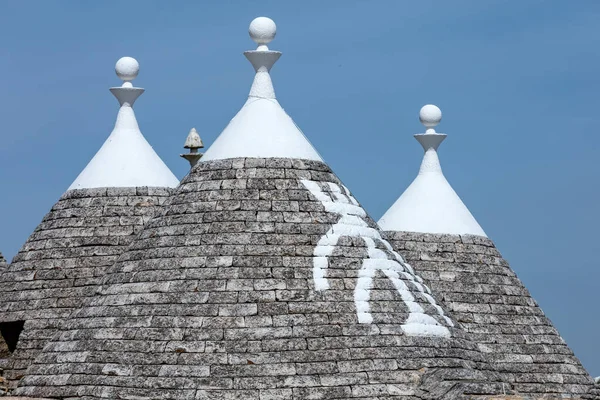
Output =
[
  {"x1": 0, "y1": 57, "x2": 179, "y2": 392},
  {"x1": 0, "y1": 251, "x2": 7, "y2": 376},
  {"x1": 382, "y1": 232, "x2": 596, "y2": 398},
  {"x1": 0, "y1": 187, "x2": 171, "y2": 390},
  {"x1": 13, "y1": 17, "x2": 508, "y2": 400},
  {"x1": 378, "y1": 106, "x2": 596, "y2": 397},
  {"x1": 15, "y1": 158, "x2": 506, "y2": 399},
  {"x1": 2, "y1": 16, "x2": 595, "y2": 400},
  {"x1": 0, "y1": 252, "x2": 7, "y2": 270},
  {"x1": 0, "y1": 250, "x2": 10, "y2": 387}
]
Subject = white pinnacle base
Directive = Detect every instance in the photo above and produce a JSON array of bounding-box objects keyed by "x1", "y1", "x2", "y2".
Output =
[
  {"x1": 201, "y1": 97, "x2": 322, "y2": 162},
  {"x1": 378, "y1": 165, "x2": 486, "y2": 237},
  {"x1": 69, "y1": 106, "x2": 179, "y2": 190},
  {"x1": 69, "y1": 57, "x2": 179, "y2": 190}
]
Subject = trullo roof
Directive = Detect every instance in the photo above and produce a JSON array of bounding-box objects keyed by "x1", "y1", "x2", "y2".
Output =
[
  {"x1": 380, "y1": 105, "x2": 597, "y2": 398},
  {"x1": 0, "y1": 57, "x2": 176, "y2": 392},
  {"x1": 14, "y1": 18, "x2": 506, "y2": 399}
]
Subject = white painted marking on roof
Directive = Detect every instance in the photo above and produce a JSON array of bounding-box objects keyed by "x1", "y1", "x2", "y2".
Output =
[
  {"x1": 301, "y1": 179, "x2": 452, "y2": 337},
  {"x1": 313, "y1": 257, "x2": 329, "y2": 290}
]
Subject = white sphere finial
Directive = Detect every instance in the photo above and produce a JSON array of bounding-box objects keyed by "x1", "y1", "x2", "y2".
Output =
[
  {"x1": 115, "y1": 57, "x2": 140, "y2": 87},
  {"x1": 419, "y1": 104, "x2": 442, "y2": 133},
  {"x1": 249, "y1": 17, "x2": 276, "y2": 50}
]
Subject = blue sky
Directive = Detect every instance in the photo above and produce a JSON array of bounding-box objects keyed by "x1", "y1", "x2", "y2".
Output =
[{"x1": 0, "y1": 0, "x2": 599, "y2": 375}]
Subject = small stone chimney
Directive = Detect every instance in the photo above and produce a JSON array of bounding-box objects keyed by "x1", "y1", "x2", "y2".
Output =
[{"x1": 180, "y1": 127, "x2": 204, "y2": 168}]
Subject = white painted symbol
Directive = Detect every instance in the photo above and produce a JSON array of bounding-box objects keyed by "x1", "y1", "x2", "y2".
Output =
[{"x1": 301, "y1": 179, "x2": 453, "y2": 338}]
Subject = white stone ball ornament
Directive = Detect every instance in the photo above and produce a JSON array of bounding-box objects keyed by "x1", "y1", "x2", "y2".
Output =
[
  {"x1": 249, "y1": 17, "x2": 276, "y2": 49},
  {"x1": 115, "y1": 57, "x2": 140, "y2": 86},
  {"x1": 419, "y1": 104, "x2": 442, "y2": 133}
]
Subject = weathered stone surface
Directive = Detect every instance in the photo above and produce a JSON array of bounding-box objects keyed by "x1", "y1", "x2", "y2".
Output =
[
  {"x1": 0, "y1": 253, "x2": 10, "y2": 364},
  {"x1": 2, "y1": 397, "x2": 53, "y2": 399},
  {"x1": 384, "y1": 231, "x2": 597, "y2": 399},
  {"x1": 0, "y1": 187, "x2": 171, "y2": 390},
  {"x1": 15, "y1": 158, "x2": 505, "y2": 399},
  {"x1": 0, "y1": 252, "x2": 7, "y2": 271}
]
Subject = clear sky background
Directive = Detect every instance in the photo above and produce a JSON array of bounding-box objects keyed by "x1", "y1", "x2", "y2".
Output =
[{"x1": 0, "y1": 0, "x2": 598, "y2": 376}]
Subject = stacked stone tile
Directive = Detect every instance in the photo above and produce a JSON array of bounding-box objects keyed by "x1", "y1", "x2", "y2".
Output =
[
  {"x1": 379, "y1": 105, "x2": 597, "y2": 398},
  {"x1": 15, "y1": 158, "x2": 508, "y2": 399},
  {"x1": 0, "y1": 250, "x2": 10, "y2": 375},
  {"x1": 0, "y1": 187, "x2": 171, "y2": 389},
  {"x1": 0, "y1": 57, "x2": 178, "y2": 392},
  {"x1": 0, "y1": 251, "x2": 9, "y2": 355},
  {"x1": 383, "y1": 232, "x2": 595, "y2": 397},
  {"x1": 0, "y1": 249, "x2": 8, "y2": 393},
  {"x1": 0, "y1": 249, "x2": 7, "y2": 381},
  {"x1": 12, "y1": 18, "x2": 508, "y2": 400}
]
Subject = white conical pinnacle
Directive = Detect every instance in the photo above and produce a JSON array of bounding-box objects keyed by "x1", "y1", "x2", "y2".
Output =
[
  {"x1": 68, "y1": 56, "x2": 179, "y2": 190},
  {"x1": 245, "y1": 17, "x2": 281, "y2": 100}
]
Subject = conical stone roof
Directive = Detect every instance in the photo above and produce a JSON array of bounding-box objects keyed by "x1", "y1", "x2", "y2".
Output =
[
  {"x1": 0, "y1": 253, "x2": 11, "y2": 386},
  {"x1": 0, "y1": 58, "x2": 176, "y2": 391},
  {"x1": 15, "y1": 18, "x2": 505, "y2": 400},
  {"x1": 379, "y1": 106, "x2": 597, "y2": 398}
]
